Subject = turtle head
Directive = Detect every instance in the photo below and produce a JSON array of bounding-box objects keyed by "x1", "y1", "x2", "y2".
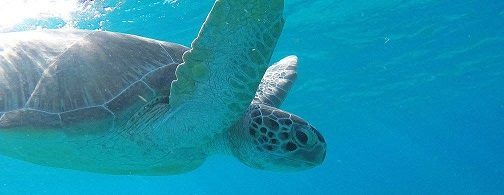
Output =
[{"x1": 228, "y1": 104, "x2": 326, "y2": 171}]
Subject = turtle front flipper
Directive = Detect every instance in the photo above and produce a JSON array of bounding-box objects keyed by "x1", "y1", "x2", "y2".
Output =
[
  {"x1": 253, "y1": 55, "x2": 298, "y2": 107},
  {"x1": 166, "y1": 0, "x2": 285, "y2": 146}
]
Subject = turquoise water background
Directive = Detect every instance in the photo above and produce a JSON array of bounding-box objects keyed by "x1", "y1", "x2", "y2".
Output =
[{"x1": 1, "y1": 0, "x2": 503, "y2": 194}]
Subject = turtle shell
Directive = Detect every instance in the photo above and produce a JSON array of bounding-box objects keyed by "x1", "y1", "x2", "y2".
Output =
[{"x1": 0, "y1": 30, "x2": 188, "y2": 133}]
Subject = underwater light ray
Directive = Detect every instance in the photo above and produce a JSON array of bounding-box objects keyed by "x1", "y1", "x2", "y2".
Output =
[{"x1": 0, "y1": 0, "x2": 81, "y2": 32}]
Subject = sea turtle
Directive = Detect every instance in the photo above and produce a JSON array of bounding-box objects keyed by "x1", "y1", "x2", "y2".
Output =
[{"x1": 0, "y1": 0, "x2": 326, "y2": 175}]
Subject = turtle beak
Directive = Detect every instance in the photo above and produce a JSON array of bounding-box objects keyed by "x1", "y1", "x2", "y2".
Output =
[{"x1": 291, "y1": 143, "x2": 326, "y2": 166}]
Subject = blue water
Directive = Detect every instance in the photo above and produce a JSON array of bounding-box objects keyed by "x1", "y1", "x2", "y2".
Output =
[{"x1": 1, "y1": 0, "x2": 504, "y2": 194}]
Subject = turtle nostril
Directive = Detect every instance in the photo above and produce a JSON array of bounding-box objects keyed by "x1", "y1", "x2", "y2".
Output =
[{"x1": 313, "y1": 129, "x2": 325, "y2": 143}]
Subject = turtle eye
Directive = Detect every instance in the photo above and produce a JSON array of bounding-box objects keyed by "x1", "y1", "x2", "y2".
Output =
[
  {"x1": 295, "y1": 130, "x2": 308, "y2": 145},
  {"x1": 294, "y1": 126, "x2": 317, "y2": 147}
]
